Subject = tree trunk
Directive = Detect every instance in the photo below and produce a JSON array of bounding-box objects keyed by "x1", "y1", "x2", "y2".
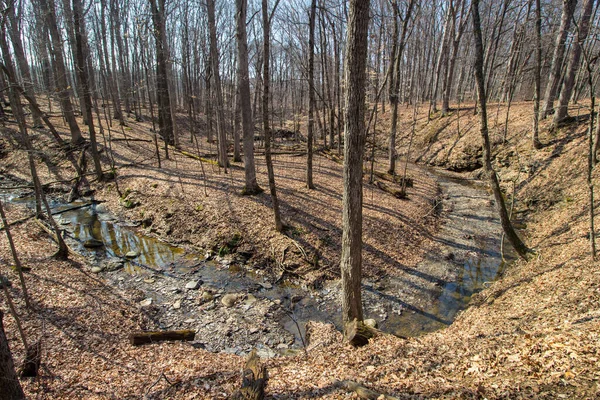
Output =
[
  {"x1": 532, "y1": 0, "x2": 543, "y2": 149},
  {"x1": 262, "y1": 0, "x2": 283, "y2": 232},
  {"x1": 306, "y1": 0, "x2": 317, "y2": 189},
  {"x1": 149, "y1": 0, "x2": 174, "y2": 146},
  {"x1": 541, "y1": 0, "x2": 578, "y2": 119},
  {"x1": 6, "y1": 3, "x2": 43, "y2": 128},
  {"x1": 472, "y1": 0, "x2": 531, "y2": 260},
  {"x1": 236, "y1": 0, "x2": 262, "y2": 195},
  {"x1": 340, "y1": 0, "x2": 370, "y2": 329},
  {"x1": 387, "y1": 0, "x2": 415, "y2": 175},
  {"x1": 554, "y1": 0, "x2": 594, "y2": 124},
  {"x1": 72, "y1": 0, "x2": 103, "y2": 180},
  {"x1": 0, "y1": 310, "x2": 25, "y2": 400},
  {"x1": 37, "y1": 0, "x2": 84, "y2": 145},
  {"x1": 207, "y1": 0, "x2": 229, "y2": 170}
]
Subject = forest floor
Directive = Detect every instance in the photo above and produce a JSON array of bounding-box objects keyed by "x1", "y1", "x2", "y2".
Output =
[{"x1": 0, "y1": 100, "x2": 599, "y2": 398}]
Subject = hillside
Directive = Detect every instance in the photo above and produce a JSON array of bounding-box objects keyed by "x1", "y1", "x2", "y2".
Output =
[{"x1": 0, "y1": 100, "x2": 599, "y2": 399}]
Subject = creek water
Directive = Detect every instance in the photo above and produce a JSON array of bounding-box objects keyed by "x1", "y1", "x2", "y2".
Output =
[{"x1": 1, "y1": 167, "x2": 512, "y2": 348}]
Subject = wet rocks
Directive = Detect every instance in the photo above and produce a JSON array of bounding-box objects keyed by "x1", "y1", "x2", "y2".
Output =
[
  {"x1": 125, "y1": 250, "x2": 139, "y2": 258},
  {"x1": 221, "y1": 293, "x2": 240, "y2": 308},
  {"x1": 185, "y1": 280, "x2": 202, "y2": 290},
  {"x1": 83, "y1": 239, "x2": 104, "y2": 248}
]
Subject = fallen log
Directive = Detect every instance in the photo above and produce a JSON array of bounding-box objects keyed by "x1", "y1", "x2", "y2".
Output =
[
  {"x1": 111, "y1": 138, "x2": 152, "y2": 143},
  {"x1": 374, "y1": 180, "x2": 407, "y2": 199},
  {"x1": 129, "y1": 330, "x2": 195, "y2": 346},
  {"x1": 371, "y1": 170, "x2": 413, "y2": 187},
  {"x1": 230, "y1": 349, "x2": 268, "y2": 400},
  {"x1": 336, "y1": 380, "x2": 401, "y2": 400}
]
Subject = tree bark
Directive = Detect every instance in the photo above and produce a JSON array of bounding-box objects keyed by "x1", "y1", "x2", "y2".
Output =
[
  {"x1": 554, "y1": 0, "x2": 594, "y2": 124},
  {"x1": 262, "y1": 0, "x2": 283, "y2": 232},
  {"x1": 306, "y1": 0, "x2": 317, "y2": 189},
  {"x1": 236, "y1": 0, "x2": 262, "y2": 195},
  {"x1": 472, "y1": 0, "x2": 531, "y2": 259},
  {"x1": 207, "y1": 0, "x2": 229, "y2": 170},
  {"x1": 149, "y1": 0, "x2": 174, "y2": 146},
  {"x1": 340, "y1": 0, "x2": 370, "y2": 329},
  {"x1": 72, "y1": 0, "x2": 103, "y2": 180},
  {"x1": 532, "y1": 0, "x2": 543, "y2": 149},
  {"x1": 37, "y1": 0, "x2": 84, "y2": 145},
  {"x1": 541, "y1": 0, "x2": 578, "y2": 119},
  {"x1": 0, "y1": 310, "x2": 25, "y2": 400}
]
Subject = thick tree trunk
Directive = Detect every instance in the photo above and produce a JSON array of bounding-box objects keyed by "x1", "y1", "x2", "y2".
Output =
[
  {"x1": 541, "y1": 0, "x2": 577, "y2": 119},
  {"x1": 340, "y1": 0, "x2": 370, "y2": 329},
  {"x1": 554, "y1": 0, "x2": 594, "y2": 124},
  {"x1": 0, "y1": 310, "x2": 25, "y2": 400},
  {"x1": 236, "y1": 0, "x2": 262, "y2": 195},
  {"x1": 472, "y1": 0, "x2": 531, "y2": 259}
]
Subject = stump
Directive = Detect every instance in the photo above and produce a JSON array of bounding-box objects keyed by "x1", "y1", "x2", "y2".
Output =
[
  {"x1": 345, "y1": 319, "x2": 375, "y2": 347},
  {"x1": 129, "y1": 330, "x2": 195, "y2": 346},
  {"x1": 230, "y1": 349, "x2": 268, "y2": 400},
  {"x1": 20, "y1": 340, "x2": 41, "y2": 377}
]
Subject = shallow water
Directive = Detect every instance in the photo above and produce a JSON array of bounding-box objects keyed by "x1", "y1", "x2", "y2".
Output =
[{"x1": 3, "y1": 168, "x2": 511, "y2": 343}]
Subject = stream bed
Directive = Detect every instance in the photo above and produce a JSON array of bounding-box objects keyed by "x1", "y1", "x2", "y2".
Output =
[{"x1": 1, "y1": 167, "x2": 511, "y2": 357}]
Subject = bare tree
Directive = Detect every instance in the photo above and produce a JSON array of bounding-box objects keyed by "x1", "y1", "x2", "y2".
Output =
[
  {"x1": 541, "y1": 0, "x2": 578, "y2": 119},
  {"x1": 554, "y1": 0, "x2": 594, "y2": 124},
  {"x1": 340, "y1": 0, "x2": 370, "y2": 329},
  {"x1": 236, "y1": 0, "x2": 263, "y2": 195},
  {"x1": 472, "y1": 0, "x2": 531, "y2": 259},
  {"x1": 36, "y1": 0, "x2": 84, "y2": 145},
  {"x1": 532, "y1": 0, "x2": 543, "y2": 149},
  {"x1": 262, "y1": 0, "x2": 283, "y2": 232},
  {"x1": 306, "y1": 0, "x2": 317, "y2": 189},
  {"x1": 207, "y1": 0, "x2": 229, "y2": 170}
]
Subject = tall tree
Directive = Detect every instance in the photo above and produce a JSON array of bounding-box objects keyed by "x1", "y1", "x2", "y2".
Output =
[
  {"x1": 207, "y1": 0, "x2": 229, "y2": 170},
  {"x1": 340, "y1": 0, "x2": 370, "y2": 329},
  {"x1": 306, "y1": 0, "x2": 317, "y2": 189},
  {"x1": 236, "y1": 0, "x2": 262, "y2": 195},
  {"x1": 554, "y1": 0, "x2": 594, "y2": 124},
  {"x1": 5, "y1": 0, "x2": 43, "y2": 128},
  {"x1": 0, "y1": 310, "x2": 25, "y2": 400},
  {"x1": 149, "y1": 0, "x2": 174, "y2": 147},
  {"x1": 72, "y1": 0, "x2": 103, "y2": 180},
  {"x1": 37, "y1": 0, "x2": 84, "y2": 145},
  {"x1": 541, "y1": 0, "x2": 578, "y2": 118},
  {"x1": 472, "y1": 0, "x2": 531, "y2": 259},
  {"x1": 387, "y1": 0, "x2": 415, "y2": 175},
  {"x1": 532, "y1": 0, "x2": 543, "y2": 149},
  {"x1": 262, "y1": 0, "x2": 283, "y2": 232}
]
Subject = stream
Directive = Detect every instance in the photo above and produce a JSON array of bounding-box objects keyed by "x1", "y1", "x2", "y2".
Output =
[{"x1": 1, "y1": 167, "x2": 511, "y2": 357}]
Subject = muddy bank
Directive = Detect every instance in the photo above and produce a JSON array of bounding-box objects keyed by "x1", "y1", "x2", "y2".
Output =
[{"x1": 1, "y1": 165, "x2": 509, "y2": 357}]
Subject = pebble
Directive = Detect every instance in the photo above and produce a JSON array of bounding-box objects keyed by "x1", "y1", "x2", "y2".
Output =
[
  {"x1": 198, "y1": 291, "x2": 214, "y2": 303},
  {"x1": 173, "y1": 299, "x2": 182, "y2": 309},
  {"x1": 144, "y1": 278, "x2": 156, "y2": 284},
  {"x1": 91, "y1": 266, "x2": 103, "y2": 273},
  {"x1": 221, "y1": 293, "x2": 239, "y2": 308},
  {"x1": 139, "y1": 298, "x2": 152, "y2": 306},
  {"x1": 259, "y1": 281, "x2": 273, "y2": 290},
  {"x1": 364, "y1": 319, "x2": 378, "y2": 329},
  {"x1": 184, "y1": 318, "x2": 195, "y2": 323},
  {"x1": 185, "y1": 280, "x2": 202, "y2": 290},
  {"x1": 125, "y1": 251, "x2": 139, "y2": 258}
]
